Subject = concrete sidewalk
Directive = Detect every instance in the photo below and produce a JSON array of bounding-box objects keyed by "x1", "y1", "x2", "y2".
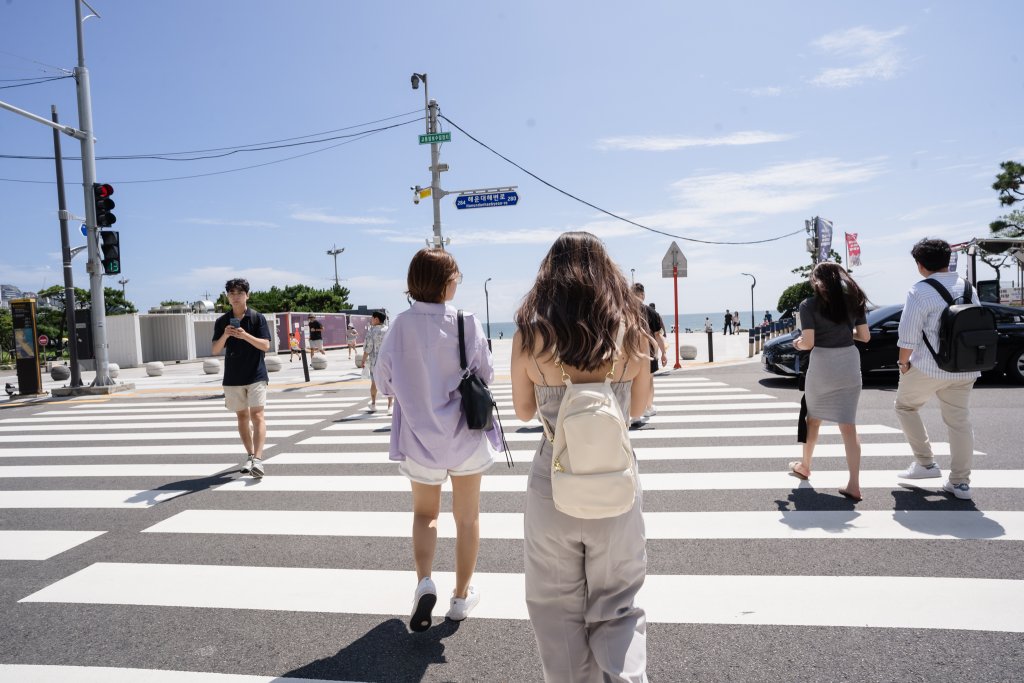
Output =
[{"x1": 1, "y1": 335, "x2": 765, "y2": 405}]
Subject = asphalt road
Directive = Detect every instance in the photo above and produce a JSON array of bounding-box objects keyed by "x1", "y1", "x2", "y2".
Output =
[{"x1": 0, "y1": 360, "x2": 1021, "y2": 682}]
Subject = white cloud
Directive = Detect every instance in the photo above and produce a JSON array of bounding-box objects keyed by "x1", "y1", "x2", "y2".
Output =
[
  {"x1": 184, "y1": 218, "x2": 278, "y2": 228},
  {"x1": 290, "y1": 210, "x2": 394, "y2": 225},
  {"x1": 895, "y1": 198, "x2": 992, "y2": 222},
  {"x1": 739, "y1": 86, "x2": 783, "y2": 97},
  {"x1": 810, "y1": 26, "x2": 906, "y2": 88},
  {"x1": 174, "y1": 266, "x2": 313, "y2": 292},
  {"x1": 596, "y1": 131, "x2": 795, "y2": 152}
]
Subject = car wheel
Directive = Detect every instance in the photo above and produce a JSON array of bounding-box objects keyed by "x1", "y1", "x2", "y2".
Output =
[{"x1": 1009, "y1": 349, "x2": 1024, "y2": 385}]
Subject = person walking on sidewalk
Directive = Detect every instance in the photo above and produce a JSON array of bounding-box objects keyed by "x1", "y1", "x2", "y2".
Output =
[
  {"x1": 362, "y1": 311, "x2": 392, "y2": 414},
  {"x1": 633, "y1": 283, "x2": 667, "y2": 425},
  {"x1": 788, "y1": 263, "x2": 870, "y2": 501},
  {"x1": 375, "y1": 248, "x2": 500, "y2": 632},
  {"x1": 732, "y1": 309, "x2": 741, "y2": 333},
  {"x1": 307, "y1": 313, "x2": 324, "y2": 359},
  {"x1": 346, "y1": 324, "x2": 358, "y2": 359},
  {"x1": 895, "y1": 238, "x2": 980, "y2": 500},
  {"x1": 723, "y1": 309, "x2": 733, "y2": 334},
  {"x1": 512, "y1": 231, "x2": 652, "y2": 682},
  {"x1": 212, "y1": 278, "x2": 272, "y2": 479}
]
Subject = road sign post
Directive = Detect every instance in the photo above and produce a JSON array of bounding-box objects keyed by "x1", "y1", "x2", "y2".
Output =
[{"x1": 662, "y1": 242, "x2": 688, "y2": 369}]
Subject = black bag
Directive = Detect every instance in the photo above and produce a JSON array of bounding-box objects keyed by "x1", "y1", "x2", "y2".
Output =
[
  {"x1": 920, "y1": 279, "x2": 998, "y2": 373},
  {"x1": 457, "y1": 310, "x2": 495, "y2": 430}
]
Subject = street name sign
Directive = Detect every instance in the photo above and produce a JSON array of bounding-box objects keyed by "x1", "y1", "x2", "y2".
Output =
[
  {"x1": 419, "y1": 132, "x2": 451, "y2": 144},
  {"x1": 662, "y1": 241, "x2": 688, "y2": 278},
  {"x1": 455, "y1": 191, "x2": 519, "y2": 209}
]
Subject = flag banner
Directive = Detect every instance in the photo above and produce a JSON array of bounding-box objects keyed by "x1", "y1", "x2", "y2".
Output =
[
  {"x1": 815, "y1": 217, "x2": 833, "y2": 263},
  {"x1": 845, "y1": 232, "x2": 862, "y2": 267}
]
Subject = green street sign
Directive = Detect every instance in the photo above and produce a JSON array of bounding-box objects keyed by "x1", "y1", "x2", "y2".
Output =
[{"x1": 419, "y1": 132, "x2": 451, "y2": 144}]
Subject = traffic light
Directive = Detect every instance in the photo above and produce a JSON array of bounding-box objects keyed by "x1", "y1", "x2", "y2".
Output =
[
  {"x1": 99, "y1": 230, "x2": 121, "y2": 275},
  {"x1": 93, "y1": 183, "x2": 116, "y2": 227}
]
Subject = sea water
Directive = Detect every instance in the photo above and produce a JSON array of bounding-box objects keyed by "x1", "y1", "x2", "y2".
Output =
[{"x1": 482, "y1": 310, "x2": 784, "y2": 339}]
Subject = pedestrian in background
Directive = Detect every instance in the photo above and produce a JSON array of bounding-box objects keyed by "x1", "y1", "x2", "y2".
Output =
[
  {"x1": 789, "y1": 263, "x2": 870, "y2": 501},
  {"x1": 346, "y1": 324, "x2": 357, "y2": 359},
  {"x1": 633, "y1": 283, "x2": 667, "y2": 425},
  {"x1": 307, "y1": 313, "x2": 324, "y2": 359},
  {"x1": 212, "y1": 278, "x2": 272, "y2": 479},
  {"x1": 512, "y1": 231, "x2": 652, "y2": 682},
  {"x1": 724, "y1": 309, "x2": 732, "y2": 335},
  {"x1": 288, "y1": 332, "x2": 300, "y2": 362},
  {"x1": 362, "y1": 311, "x2": 392, "y2": 414},
  {"x1": 895, "y1": 238, "x2": 980, "y2": 500},
  {"x1": 704, "y1": 317, "x2": 713, "y2": 333},
  {"x1": 375, "y1": 248, "x2": 500, "y2": 631},
  {"x1": 732, "y1": 309, "x2": 741, "y2": 333}
]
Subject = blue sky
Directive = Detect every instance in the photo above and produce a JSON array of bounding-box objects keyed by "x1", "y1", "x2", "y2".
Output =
[{"x1": 2, "y1": 1, "x2": 1022, "y2": 322}]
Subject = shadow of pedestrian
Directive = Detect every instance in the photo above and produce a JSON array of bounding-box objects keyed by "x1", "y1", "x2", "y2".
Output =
[
  {"x1": 124, "y1": 471, "x2": 238, "y2": 504},
  {"x1": 282, "y1": 617, "x2": 460, "y2": 683},
  {"x1": 890, "y1": 487, "x2": 1005, "y2": 539}
]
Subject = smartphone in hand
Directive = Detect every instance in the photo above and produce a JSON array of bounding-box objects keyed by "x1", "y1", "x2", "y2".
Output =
[{"x1": 229, "y1": 317, "x2": 241, "y2": 328}]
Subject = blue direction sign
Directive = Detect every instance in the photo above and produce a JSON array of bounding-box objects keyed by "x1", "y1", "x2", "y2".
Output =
[
  {"x1": 455, "y1": 191, "x2": 519, "y2": 209},
  {"x1": 80, "y1": 223, "x2": 88, "y2": 237}
]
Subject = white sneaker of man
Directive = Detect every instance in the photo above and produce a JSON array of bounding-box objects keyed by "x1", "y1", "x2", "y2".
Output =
[
  {"x1": 445, "y1": 585, "x2": 480, "y2": 621},
  {"x1": 943, "y1": 480, "x2": 973, "y2": 500},
  {"x1": 898, "y1": 462, "x2": 942, "y2": 479}
]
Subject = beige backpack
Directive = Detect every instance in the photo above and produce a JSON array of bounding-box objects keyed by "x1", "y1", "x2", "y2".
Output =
[{"x1": 541, "y1": 324, "x2": 638, "y2": 519}]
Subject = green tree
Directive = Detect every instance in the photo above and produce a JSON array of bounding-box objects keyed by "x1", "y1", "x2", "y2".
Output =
[
  {"x1": 221, "y1": 284, "x2": 352, "y2": 314},
  {"x1": 160, "y1": 300, "x2": 186, "y2": 307},
  {"x1": 776, "y1": 249, "x2": 843, "y2": 315},
  {"x1": 981, "y1": 161, "x2": 1024, "y2": 279},
  {"x1": 0, "y1": 308, "x2": 12, "y2": 364}
]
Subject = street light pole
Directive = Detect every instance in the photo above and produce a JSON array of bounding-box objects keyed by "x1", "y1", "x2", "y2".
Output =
[
  {"x1": 412, "y1": 72, "x2": 445, "y2": 250},
  {"x1": 117, "y1": 277, "x2": 128, "y2": 296},
  {"x1": 741, "y1": 273, "x2": 756, "y2": 329},
  {"x1": 51, "y1": 105, "x2": 82, "y2": 389},
  {"x1": 630, "y1": 269, "x2": 635, "y2": 286},
  {"x1": 326, "y1": 245, "x2": 345, "y2": 289},
  {"x1": 484, "y1": 278, "x2": 492, "y2": 351}
]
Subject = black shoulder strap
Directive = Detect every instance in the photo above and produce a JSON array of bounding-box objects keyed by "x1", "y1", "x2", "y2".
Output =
[
  {"x1": 921, "y1": 278, "x2": 954, "y2": 306},
  {"x1": 457, "y1": 309, "x2": 468, "y2": 371}
]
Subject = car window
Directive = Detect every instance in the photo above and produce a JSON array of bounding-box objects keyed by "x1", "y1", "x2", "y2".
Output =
[
  {"x1": 992, "y1": 308, "x2": 1024, "y2": 325},
  {"x1": 866, "y1": 304, "x2": 902, "y2": 326}
]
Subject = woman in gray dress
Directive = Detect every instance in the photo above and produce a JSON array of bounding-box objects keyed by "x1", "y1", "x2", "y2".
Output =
[
  {"x1": 361, "y1": 311, "x2": 392, "y2": 414},
  {"x1": 789, "y1": 262, "x2": 870, "y2": 501}
]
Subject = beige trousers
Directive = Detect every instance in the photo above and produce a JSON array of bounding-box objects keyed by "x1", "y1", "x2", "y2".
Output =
[
  {"x1": 524, "y1": 473, "x2": 648, "y2": 683},
  {"x1": 894, "y1": 367, "x2": 976, "y2": 484}
]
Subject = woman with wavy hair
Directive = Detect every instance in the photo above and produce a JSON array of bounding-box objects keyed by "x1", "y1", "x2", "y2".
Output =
[
  {"x1": 511, "y1": 232, "x2": 652, "y2": 682},
  {"x1": 789, "y1": 261, "x2": 870, "y2": 501}
]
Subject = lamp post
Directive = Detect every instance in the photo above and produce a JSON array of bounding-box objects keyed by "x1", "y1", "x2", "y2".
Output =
[
  {"x1": 117, "y1": 277, "x2": 129, "y2": 297},
  {"x1": 411, "y1": 72, "x2": 445, "y2": 249},
  {"x1": 741, "y1": 273, "x2": 756, "y2": 329},
  {"x1": 484, "y1": 278, "x2": 492, "y2": 351},
  {"x1": 326, "y1": 245, "x2": 345, "y2": 290},
  {"x1": 630, "y1": 268, "x2": 635, "y2": 285}
]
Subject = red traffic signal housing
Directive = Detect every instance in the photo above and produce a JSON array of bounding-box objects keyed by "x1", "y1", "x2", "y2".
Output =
[{"x1": 93, "y1": 183, "x2": 116, "y2": 227}]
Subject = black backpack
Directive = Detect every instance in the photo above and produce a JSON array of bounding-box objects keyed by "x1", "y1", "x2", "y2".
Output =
[{"x1": 920, "y1": 279, "x2": 998, "y2": 373}]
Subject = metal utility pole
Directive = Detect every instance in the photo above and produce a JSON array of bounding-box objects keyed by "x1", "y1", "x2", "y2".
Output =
[
  {"x1": 51, "y1": 105, "x2": 83, "y2": 388},
  {"x1": 74, "y1": 0, "x2": 113, "y2": 386},
  {"x1": 117, "y1": 277, "x2": 129, "y2": 296},
  {"x1": 484, "y1": 278, "x2": 492, "y2": 351},
  {"x1": 742, "y1": 273, "x2": 756, "y2": 329},
  {"x1": 411, "y1": 73, "x2": 446, "y2": 249},
  {"x1": 326, "y1": 245, "x2": 345, "y2": 289}
]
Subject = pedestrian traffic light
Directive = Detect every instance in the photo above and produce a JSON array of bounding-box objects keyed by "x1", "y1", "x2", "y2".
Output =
[
  {"x1": 99, "y1": 230, "x2": 121, "y2": 275},
  {"x1": 93, "y1": 183, "x2": 116, "y2": 227}
]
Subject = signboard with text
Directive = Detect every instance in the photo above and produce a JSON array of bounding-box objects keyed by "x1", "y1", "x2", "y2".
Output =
[
  {"x1": 419, "y1": 132, "x2": 451, "y2": 144},
  {"x1": 455, "y1": 191, "x2": 519, "y2": 209}
]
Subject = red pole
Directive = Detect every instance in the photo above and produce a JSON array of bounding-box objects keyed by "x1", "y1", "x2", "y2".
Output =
[{"x1": 673, "y1": 264, "x2": 681, "y2": 369}]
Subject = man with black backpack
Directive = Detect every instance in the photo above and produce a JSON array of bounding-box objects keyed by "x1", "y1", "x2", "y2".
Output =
[{"x1": 894, "y1": 239, "x2": 996, "y2": 500}]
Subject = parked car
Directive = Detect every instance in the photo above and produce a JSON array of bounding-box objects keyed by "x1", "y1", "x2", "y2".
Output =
[{"x1": 761, "y1": 302, "x2": 1024, "y2": 383}]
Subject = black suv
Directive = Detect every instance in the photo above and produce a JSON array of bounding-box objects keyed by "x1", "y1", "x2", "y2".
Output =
[{"x1": 761, "y1": 302, "x2": 1024, "y2": 383}]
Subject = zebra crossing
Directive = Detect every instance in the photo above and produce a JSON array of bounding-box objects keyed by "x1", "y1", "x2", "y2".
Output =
[{"x1": 2, "y1": 373, "x2": 1023, "y2": 681}]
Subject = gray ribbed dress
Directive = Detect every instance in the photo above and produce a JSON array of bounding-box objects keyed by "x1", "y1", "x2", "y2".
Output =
[{"x1": 798, "y1": 297, "x2": 867, "y2": 424}]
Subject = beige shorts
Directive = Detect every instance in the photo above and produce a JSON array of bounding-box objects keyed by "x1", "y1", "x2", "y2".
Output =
[
  {"x1": 399, "y1": 433, "x2": 495, "y2": 485},
  {"x1": 309, "y1": 339, "x2": 324, "y2": 350},
  {"x1": 223, "y1": 382, "x2": 268, "y2": 412}
]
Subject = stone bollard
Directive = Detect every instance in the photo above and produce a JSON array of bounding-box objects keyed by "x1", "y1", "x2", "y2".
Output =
[
  {"x1": 747, "y1": 331, "x2": 755, "y2": 358},
  {"x1": 202, "y1": 358, "x2": 221, "y2": 375},
  {"x1": 50, "y1": 364, "x2": 71, "y2": 381},
  {"x1": 264, "y1": 355, "x2": 282, "y2": 372},
  {"x1": 679, "y1": 345, "x2": 698, "y2": 361},
  {"x1": 354, "y1": 355, "x2": 364, "y2": 369},
  {"x1": 108, "y1": 363, "x2": 120, "y2": 378},
  {"x1": 311, "y1": 356, "x2": 328, "y2": 370},
  {"x1": 145, "y1": 361, "x2": 164, "y2": 377},
  {"x1": 706, "y1": 330, "x2": 714, "y2": 363}
]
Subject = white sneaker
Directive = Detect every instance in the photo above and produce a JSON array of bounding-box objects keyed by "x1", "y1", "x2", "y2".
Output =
[
  {"x1": 250, "y1": 459, "x2": 265, "y2": 479},
  {"x1": 943, "y1": 480, "x2": 973, "y2": 500},
  {"x1": 239, "y1": 455, "x2": 253, "y2": 474},
  {"x1": 409, "y1": 577, "x2": 437, "y2": 632},
  {"x1": 898, "y1": 461, "x2": 942, "y2": 479},
  {"x1": 643, "y1": 405, "x2": 657, "y2": 418},
  {"x1": 445, "y1": 585, "x2": 480, "y2": 621}
]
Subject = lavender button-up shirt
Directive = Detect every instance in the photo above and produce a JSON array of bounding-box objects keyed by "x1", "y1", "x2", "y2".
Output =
[{"x1": 375, "y1": 302, "x2": 501, "y2": 469}]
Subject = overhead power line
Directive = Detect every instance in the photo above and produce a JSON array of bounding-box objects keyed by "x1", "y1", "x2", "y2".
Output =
[
  {"x1": 439, "y1": 114, "x2": 805, "y2": 246},
  {"x1": 0, "y1": 74, "x2": 73, "y2": 90}
]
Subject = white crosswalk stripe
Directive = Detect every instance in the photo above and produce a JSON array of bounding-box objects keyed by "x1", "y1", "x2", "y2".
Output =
[{"x1": 3, "y1": 367, "x2": 1023, "y2": 683}]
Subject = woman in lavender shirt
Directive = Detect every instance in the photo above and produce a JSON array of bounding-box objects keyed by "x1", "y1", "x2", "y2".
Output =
[{"x1": 375, "y1": 248, "x2": 500, "y2": 633}]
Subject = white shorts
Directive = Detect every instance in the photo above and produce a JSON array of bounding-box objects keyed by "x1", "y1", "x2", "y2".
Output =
[
  {"x1": 309, "y1": 339, "x2": 324, "y2": 350},
  {"x1": 399, "y1": 433, "x2": 496, "y2": 485},
  {"x1": 223, "y1": 382, "x2": 267, "y2": 412}
]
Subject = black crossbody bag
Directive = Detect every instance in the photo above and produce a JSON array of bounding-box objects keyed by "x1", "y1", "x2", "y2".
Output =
[{"x1": 457, "y1": 310, "x2": 513, "y2": 467}]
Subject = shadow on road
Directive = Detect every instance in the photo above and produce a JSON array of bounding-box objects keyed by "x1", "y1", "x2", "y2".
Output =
[{"x1": 282, "y1": 617, "x2": 460, "y2": 683}]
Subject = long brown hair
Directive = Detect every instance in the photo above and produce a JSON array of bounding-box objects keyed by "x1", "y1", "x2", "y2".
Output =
[
  {"x1": 810, "y1": 262, "x2": 868, "y2": 324},
  {"x1": 514, "y1": 232, "x2": 650, "y2": 372}
]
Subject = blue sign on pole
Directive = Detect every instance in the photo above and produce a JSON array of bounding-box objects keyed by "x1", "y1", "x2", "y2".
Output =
[
  {"x1": 455, "y1": 191, "x2": 519, "y2": 209},
  {"x1": 80, "y1": 223, "x2": 88, "y2": 237}
]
